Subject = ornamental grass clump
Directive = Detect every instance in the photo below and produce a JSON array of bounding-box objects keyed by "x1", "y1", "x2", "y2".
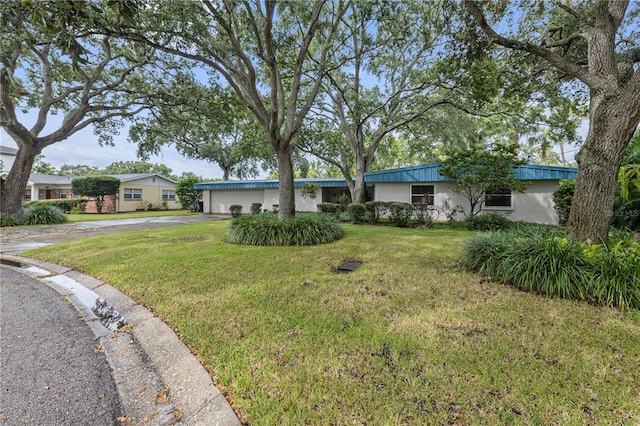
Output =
[
  {"x1": 588, "y1": 234, "x2": 640, "y2": 310},
  {"x1": 461, "y1": 227, "x2": 640, "y2": 310},
  {"x1": 226, "y1": 213, "x2": 344, "y2": 246},
  {"x1": 21, "y1": 203, "x2": 67, "y2": 225}
]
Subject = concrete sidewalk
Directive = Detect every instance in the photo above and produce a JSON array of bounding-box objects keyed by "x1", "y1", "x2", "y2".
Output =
[{"x1": 0, "y1": 214, "x2": 241, "y2": 425}]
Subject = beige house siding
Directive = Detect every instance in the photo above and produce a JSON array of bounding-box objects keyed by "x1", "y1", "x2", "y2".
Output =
[
  {"x1": 25, "y1": 174, "x2": 181, "y2": 213},
  {"x1": 116, "y1": 177, "x2": 180, "y2": 212}
]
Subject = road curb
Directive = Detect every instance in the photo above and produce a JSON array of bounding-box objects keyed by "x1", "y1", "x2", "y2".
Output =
[{"x1": 0, "y1": 254, "x2": 241, "y2": 426}]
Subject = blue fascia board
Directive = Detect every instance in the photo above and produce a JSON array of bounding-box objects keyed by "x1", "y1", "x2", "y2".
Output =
[
  {"x1": 364, "y1": 163, "x2": 578, "y2": 183},
  {"x1": 194, "y1": 178, "x2": 356, "y2": 190}
]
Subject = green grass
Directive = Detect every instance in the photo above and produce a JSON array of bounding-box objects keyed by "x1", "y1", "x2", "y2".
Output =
[
  {"x1": 65, "y1": 210, "x2": 195, "y2": 222},
  {"x1": 25, "y1": 223, "x2": 640, "y2": 425}
]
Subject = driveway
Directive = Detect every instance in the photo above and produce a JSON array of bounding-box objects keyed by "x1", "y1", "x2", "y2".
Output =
[{"x1": 0, "y1": 214, "x2": 229, "y2": 254}]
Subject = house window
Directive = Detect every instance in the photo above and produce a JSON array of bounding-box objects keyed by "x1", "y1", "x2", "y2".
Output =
[
  {"x1": 24, "y1": 189, "x2": 31, "y2": 201},
  {"x1": 411, "y1": 185, "x2": 434, "y2": 205},
  {"x1": 485, "y1": 186, "x2": 512, "y2": 208},
  {"x1": 124, "y1": 188, "x2": 142, "y2": 200},
  {"x1": 60, "y1": 189, "x2": 68, "y2": 199},
  {"x1": 162, "y1": 190, "x2": 175, "y2": 201}
]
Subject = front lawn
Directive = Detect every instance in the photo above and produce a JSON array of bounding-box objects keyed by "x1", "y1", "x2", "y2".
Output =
[
  {"x1": 66, "y1": 209, "x2": 195, "y2": 222},
  {"x1": 25, "y1": 222, "x2": 640, "y2": 425}
]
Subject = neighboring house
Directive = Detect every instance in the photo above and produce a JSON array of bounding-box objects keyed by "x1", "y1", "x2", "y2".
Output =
[
  {"x1": 364, "y1": 163, "x2": 579, "y2": 224},
  {"x1": 194, "y1": 178, "x2": 355, "y2": 214},
  {"x1": 0, "y1": 145, "x2": 18, "y2": 176},
  {"x1": 196, "y1": 164, "x2": 578, "y2": 225},
  {"x1": 25, "y1": 173, "x2": 180, "y2": 213}
]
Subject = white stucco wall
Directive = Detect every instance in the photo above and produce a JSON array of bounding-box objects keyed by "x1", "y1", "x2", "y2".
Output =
[
  {"x1": 204, "y1": 188, "x2": 322, "y2": 214},
  {"x1": 263, "y1": 189, "x2": 279, "y2": 212},
  {"x1": 372, "y1": 180, "x2": 561, "y2": 224},
  {"x1": 510, "y1": 181, "x2": 559, "y2": 224},
  {"x1": 207, "y1": 189, "x2": 264, "y2": 214}
]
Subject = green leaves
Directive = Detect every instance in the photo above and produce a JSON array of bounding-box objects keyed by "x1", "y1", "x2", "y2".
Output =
[{"x1": 438, "y1": 143, "x2": 529, "y2": 216}]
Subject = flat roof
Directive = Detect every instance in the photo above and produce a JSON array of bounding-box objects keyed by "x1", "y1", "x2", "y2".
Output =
[{"x1": 364, "y1": 163, "x2": 578, "y2": 183}]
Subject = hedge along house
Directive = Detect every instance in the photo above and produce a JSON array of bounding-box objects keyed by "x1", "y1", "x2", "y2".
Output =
[
  {"x1": 195, "y1": 178, "x2": 356, "y2": 214},
  {"x1": 364, "y1": 163, "x2": 579, "y2": 224},
  {"x1": 25, "y1": 173, "x2": 180, "y2": 213}
]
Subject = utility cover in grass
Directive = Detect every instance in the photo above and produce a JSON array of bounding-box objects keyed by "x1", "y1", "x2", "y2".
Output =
[{"x1": 335, "y1": 260, "x2": 364, "y2": 273}]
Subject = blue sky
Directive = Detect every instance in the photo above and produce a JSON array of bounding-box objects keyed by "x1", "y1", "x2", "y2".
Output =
[{"x1": 0, "y1": 112, "x2": 227, "y2": 180}]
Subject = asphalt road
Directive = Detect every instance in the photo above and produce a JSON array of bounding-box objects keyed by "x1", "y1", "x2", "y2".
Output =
[{"x1": 0, "y1": 268, "x2": 123, "y2": 425}]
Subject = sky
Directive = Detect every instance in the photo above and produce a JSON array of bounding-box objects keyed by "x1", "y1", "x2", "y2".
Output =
[
  {"x1": 0, "y1": 112, "x2": 230, "y2": 180},
  {"x1": 1, "y1": 108, "x2": 583, "y2": 180}
]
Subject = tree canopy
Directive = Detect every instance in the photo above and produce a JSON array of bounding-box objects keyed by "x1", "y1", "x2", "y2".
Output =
[
  {"x1": 0, "y1": 0, "x2": 169, "y2": 215},
  {"x1": 438, "y1": 143, "x2": 529, "y2": 217},
  {"x1": 71, "y1": 175, "x2": 120, "y2": 214},
  {"x1": 464, "y1": 0, "x2": 640, "y2": 240}
]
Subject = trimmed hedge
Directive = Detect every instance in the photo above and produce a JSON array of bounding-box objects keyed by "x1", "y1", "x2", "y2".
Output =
[
  {"x1": 347, "y1": 203, "x2": 366, "y2": 223},
  {"x1": 250, "y1": 203, "x2": 263, "y2": 215},
  {"x1": 365, "y1": 201, "x2": 388, "y2": 223},
  {"x1": 226, "y1": 213, "x2": 344, "y2": 246},
  {"x1": 388, "y1": 202, "x2": 413, "y2": 227},
  {"x1": 230, "y1": 204, "x2": 243, "y2": 218},
  {"x1": 317, "y1": 202, "x2": 340, "y2": 214},
  {"x1": 463, "y1": 212, "x2": 511, "y2": 231}
]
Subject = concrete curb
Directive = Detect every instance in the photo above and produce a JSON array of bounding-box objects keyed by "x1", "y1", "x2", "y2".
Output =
[{"x1": 0, "y1": 254, "x2": 241, "y2": 426}]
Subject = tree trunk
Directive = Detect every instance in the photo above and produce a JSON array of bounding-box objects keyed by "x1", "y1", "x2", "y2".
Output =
[
  {"x1": 353, "y1": 165, "x2": 367, "y2": 204},
  {"x1": 276, "y1": 146, "x2": 296, "y2": 220},
  {"x1": 0, "y1": 144, "x2": 40, "y2": 215},
  {"x1": 569, "y1": 94, "x2": 640, "y2": 241}
]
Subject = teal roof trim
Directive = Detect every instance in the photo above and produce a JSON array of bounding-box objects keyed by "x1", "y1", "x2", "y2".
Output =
[
  {"x1": 364, "y1": 163, "x2": 578, "y2": 183},
  {"x1": 194, "y1": 178, "x2": 353, "y2": 190}
]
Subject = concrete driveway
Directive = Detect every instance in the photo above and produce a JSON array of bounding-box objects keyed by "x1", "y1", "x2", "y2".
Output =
[{"x1": 0, "y1": 214, "x2": 229, "y2": 254}]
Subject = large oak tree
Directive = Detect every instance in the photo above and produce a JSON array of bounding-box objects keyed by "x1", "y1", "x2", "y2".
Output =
[
  {"x1": 115, "y1": 0, "x2": 349, "y2": 220},
  {"x1": 0, "y1": 1, "x2": 165, "y2": 215},
  {"x1": 465, "y1": 0, "x2": 640, "y2": 241}
]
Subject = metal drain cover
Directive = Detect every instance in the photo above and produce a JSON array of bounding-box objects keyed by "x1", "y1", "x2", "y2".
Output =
[{"x1": 335, "y1": 260, "x2": 363, "y2": 273}]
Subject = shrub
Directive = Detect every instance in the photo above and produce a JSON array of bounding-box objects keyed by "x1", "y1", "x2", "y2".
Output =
[
  {"x1": 338, "y1": 193, "x2": 349, "y2": 212},
  {"x1": 250, "y1": 202, "x2": 263, "y2": 215},
  {"x1": 588, "y1": 234, "x2": 640, "y2": 310},
  {"x1": 21, "y1": 203, "x2": 67, "y2": 225},
  {"x1": 317, "y1": 202, "x2": 339, "y2": 215},
  {"x1": 461, "y1": 229, "x2": 640, "y2": 310},
  {"x1": 388, "y1": 202, "x2": 413, "y2": 227},
  {"x1": 412, "y1": 203, "x2": 434, "y2": 227},
  {"x1": 226, "y1": 213, "x2": 344, "y2": 246},
  {"x1": 176, "y1": 177, "x2": 202, "y2": 211},
  {"x1": 463, "y1": 212, "x2": 512, "y2": 231},
  {"x1": 365, "y1": 201, "x2": 388, "y2": 223},
  {"x1": 23, "y1": 198, "x2": 84, "y2": 213},
  {"x1": 230, "y1": 205, "x2": 243, "y2": 218},
  {"x1": 347, "y1": 203, "x2": 366, "y2": 223},
  {"x1": 553, "y1": 178, "x2": 575, "y2": 226},
  {"x1": 337, "y1": 212, "x2": 351, "y2": 222},
  {"x1": 0, "y1": 213, "x2": 23, "y2": 227},
  {"x1": 70, "y1": 205, "x2": 85, "y2": 214},
  {"x1": 71, "y1": 175, "x2": 120, "y2": 214}
]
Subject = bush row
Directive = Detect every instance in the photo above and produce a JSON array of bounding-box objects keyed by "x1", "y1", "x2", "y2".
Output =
[
  {"x1": 226, "y1": 213, "x2": 344, "y2": 246},
  {"x1": 23, "y1": 198, "x2": 86, "y2": 213},
  {"x1": 461, "y1": 227, "x2": 640, "y2": 310},
  {"x1": 318, "y1": 201, "x2": 437, "y2": 227},
  {"x1": 1, "y1": 203, "x2": 68, "y2": 227}
]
